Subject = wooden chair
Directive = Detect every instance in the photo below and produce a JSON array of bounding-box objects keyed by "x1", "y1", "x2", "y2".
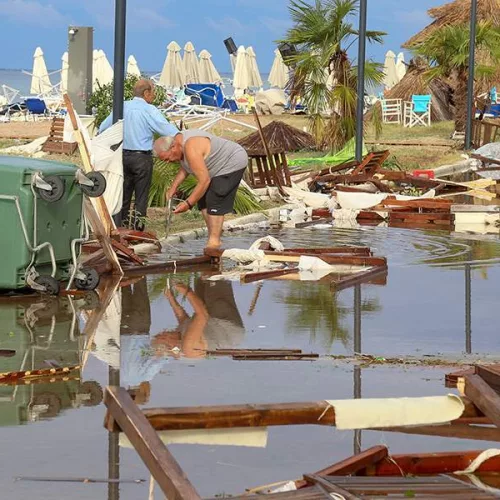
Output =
[
  {"x1": 41, "y1": 117, "x2": 78, "y2": 155},
  {"x1": 404, "y1": 95, "x2": 432, "y2": 128},
  {"x1": 381, "y1": 98, "x2": 402, "y2": 124},
  {"x1": 246, "y1": 151, "x2": 292, "y2": 189}
]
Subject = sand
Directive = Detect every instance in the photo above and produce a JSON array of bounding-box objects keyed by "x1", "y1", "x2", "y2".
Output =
[{"x1": 0, "y1": 120, "x2": 51, "y2": 139}]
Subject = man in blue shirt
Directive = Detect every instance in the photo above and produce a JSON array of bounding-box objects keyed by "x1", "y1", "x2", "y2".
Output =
[{"x1": 99, "y1": 79, "x2": 178, "y2": 231}]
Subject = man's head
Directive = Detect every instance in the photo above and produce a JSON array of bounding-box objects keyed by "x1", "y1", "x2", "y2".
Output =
[
  {"x1": 158, "y1": 133, "x2": 184, "y2": 162},
  {"x1": 134, "y1": 79, "x2": 155, "y2": 104}
]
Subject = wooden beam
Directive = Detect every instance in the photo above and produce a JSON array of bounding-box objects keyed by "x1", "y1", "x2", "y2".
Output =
[
  {"x1": 121, "y1": 255, "x2": 212, "y2": 276},
  {"x1": 112, "y1": 397, "x2": 480, "y2": 433},
  {"x1": 371, "y1": 423, "x2": 500, "y2": 442},
  {"x1": 463, "y1": 374, "x2": 500, "y2": 429},
  {"x1": 332, "y1": 266, "x2": 388, "y2": 292},
  {"x1": 241, "y1": 268, "x2": 297, "y2": 284},
  {"x1": 372, "y1": 450, "x2": 500, "y2": 476},
  {"x1": 104, "y1": 387, "x2": 201, "y2": 500},
  {"x1": 475, "y1": 365, "x2": 500, "y2": 394},
  {"x1": 312, "y1": 446, "x2": 388, "y2": 477}
]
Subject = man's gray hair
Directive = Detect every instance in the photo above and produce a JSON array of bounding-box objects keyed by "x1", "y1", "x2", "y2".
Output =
[{"x1": 133, "y1": 79, "x2": 154, "y2": 97}]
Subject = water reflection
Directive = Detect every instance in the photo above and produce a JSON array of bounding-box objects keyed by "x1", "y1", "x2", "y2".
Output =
[{"x1": 0, "y1": 296, "x2": 103, "y2": 426}]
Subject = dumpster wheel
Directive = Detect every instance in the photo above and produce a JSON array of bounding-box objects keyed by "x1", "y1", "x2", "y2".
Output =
[
  {"x1": 75, "y1": 268, "x2": 100, "y2": 291},
  {"x1": 34, "y1": 276, "x2": 60, "y2": 295},
  {"x1": 80, "y1": 172, "x2": 107, "y2": 198},
  {"x1": 35, "y1": 175, "x2": 65, "y2": 203}
]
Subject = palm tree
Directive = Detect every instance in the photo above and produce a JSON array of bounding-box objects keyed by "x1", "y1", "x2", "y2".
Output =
[
  {"x1": 415, "y1": 21, "x2": 500, "y2": 133},
  {"x1": 279, "y1": 0, "x2": 386, "y2": 151}
]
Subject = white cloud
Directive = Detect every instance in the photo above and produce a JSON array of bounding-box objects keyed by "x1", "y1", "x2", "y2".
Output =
[
  {"x1": 205, "y1": 16, "x2": 253, "y2": 34},
  {"x1": 0, "y1": 0, "x2": 69, "y2": 27},
  {"x1": 394, "y1": 9, "x2": 430, "y2": 25},
  {"x1": 259, "y1": 17, "x2": 291, "y2": 36},
  {"x1": 130, "y1": 7, "x2": 174, "y2": 29}
]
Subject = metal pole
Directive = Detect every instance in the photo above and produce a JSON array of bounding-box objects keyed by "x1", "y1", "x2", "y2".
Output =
[
  {"x1": 465, "y1": 264, "x2": 472, "y2": 354},
  {"x1": 353, "y1": 284, "x2": 362, "y2": 454},
  {"x1": 355, "y1": 0, "x2": 368, "y2": 162},
  {"x1": 465, "y1": 0, "x2": 477, "y2": 150},
  {"x1": 112, "y1": 0, "x2": 127, "y2": 123}
]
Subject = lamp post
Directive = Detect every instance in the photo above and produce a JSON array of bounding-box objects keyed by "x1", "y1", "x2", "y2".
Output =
[
  {"x1": 465, "y1": 0, "x2": 477, "y2": 150},
  {"x1": 355, "y1": 0, "x2": 368, "y2": 162},
  {"x1": 112, "y1": 0, "x2": 127, "y2": 123}
]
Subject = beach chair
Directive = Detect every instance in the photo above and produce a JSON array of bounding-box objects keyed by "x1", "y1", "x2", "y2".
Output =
[
  {"x1": 404, "y1": 95, "x2": 431, "y2": 128},
  {"x1": 380, "y1": 98, "x2": 402, "y2": 124},
  {"x1": 24, "y1": 98, "x2": 51, "y2": 121},
  {"x1": 184, "y1": 84, "x2": 225, "y2": 108}
]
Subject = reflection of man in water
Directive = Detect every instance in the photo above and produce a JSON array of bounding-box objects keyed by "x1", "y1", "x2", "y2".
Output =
[
  {"x1": 120, "y1": 277, "x2": 169, "y2": 388},
  {"x1": 152, "y1": 278, "x2": 245, "y2": 358}
]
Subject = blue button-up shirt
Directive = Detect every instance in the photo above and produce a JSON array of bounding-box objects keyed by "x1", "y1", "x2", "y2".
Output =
[{"x1": 98, "y1": 97, "x2": 178, "y2": 151}]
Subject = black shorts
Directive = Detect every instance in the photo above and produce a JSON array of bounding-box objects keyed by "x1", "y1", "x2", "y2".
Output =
[{"x1": 198, "y1": 168, "x2": 246, "y2": 215}]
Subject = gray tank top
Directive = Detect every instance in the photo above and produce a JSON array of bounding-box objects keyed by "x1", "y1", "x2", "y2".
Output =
[{"x1": 180, "y1": 130, "x2": 248, "y2": 177}]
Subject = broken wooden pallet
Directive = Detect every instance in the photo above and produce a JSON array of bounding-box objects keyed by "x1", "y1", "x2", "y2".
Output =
[{"x1": 41, "y1": 117, "x2": 78, "y2": 155}]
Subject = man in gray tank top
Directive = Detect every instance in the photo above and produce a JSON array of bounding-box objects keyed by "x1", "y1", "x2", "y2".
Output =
[{"x1": 158, "y1": 130, "x2": 248, "y2": 249}]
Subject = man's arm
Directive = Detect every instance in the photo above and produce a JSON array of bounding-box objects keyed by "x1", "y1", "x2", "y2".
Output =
[
  {"x1": 173, "y1": 139, "x2": 210, "y2": 213},
  {"x1": 166, "y1": 168, "x2": 188, "y2": 200},
  {"x1": 98, "y1": 112, "x2": 113, "y2": 134},
  {"x1": 148, "y1": 106, "x2": 179, "y2": 137}
]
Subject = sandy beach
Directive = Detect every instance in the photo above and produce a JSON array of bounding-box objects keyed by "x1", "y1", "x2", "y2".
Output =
[{"x1": 0, "y1": 120, "x2": 51, "y2": 139}]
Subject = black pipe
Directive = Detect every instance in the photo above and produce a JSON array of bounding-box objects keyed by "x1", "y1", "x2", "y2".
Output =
[
  {"x1": 465, "y1": 0, "x2": 477, "y2": 149},
  {"x1": 355, "y1": 0, "x2": 368, "y2": 162},
  {"x1": 112, "y1": 0, "x2": 127, "y2": 123}
]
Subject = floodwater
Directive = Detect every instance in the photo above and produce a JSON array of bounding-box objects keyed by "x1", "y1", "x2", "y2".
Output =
[{"x1": 1, "y1": 225, "x2": 500, "y2": 499}]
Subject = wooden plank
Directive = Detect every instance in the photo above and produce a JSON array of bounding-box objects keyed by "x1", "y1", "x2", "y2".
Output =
[
  {"x1": 142, "y1": 402, "x2": 336, "y2": 431},
  {"x1": 372, "y1": 423, "x2": 500, "y2": 442},
  {"x1": 476, "y1": 365, "x2": 500, "y2": 394},
  {"x1": 372, "y1": 450, "x2": 500, "y2": 476},
  {"x1": 389, "y1": 212, "x2": 452, "y2": 222},
  {"x1": 208, "y1": 349, "x2": 303, "y2": 356},
  {"x1": 266, "y1": 253, "x2": 386, "y2": 267},
  {"x1": 133, "y1": 397, "x2": 479, "y2": 432},
  {"x1": 332, "y1": 266, "x2": 388, "y2": 292},
  {"x1": 312, "y1": 446, "x2": 388, "y2": 477},
  {"x1": 241, "y1": 268, "x2": 298, "y2": 284},
  {"x1": 121, "y1": 255, "x2": 213, "y2": 277},
  {"x1": 104, "y1": 387, "x2": 201, "y2": 500},
  {"x1": 232, "y1": 353, "x2": 319, "y2": 361},
  {"x1": 303, "y1": 474, "x2": 359, "y2": 500},
  {"x1": 283, "y1": 247, "x2": 371, "y2": 256},
  {"x1": 110, "y1": 239, "x2": 145, "y2": 266},
  {"x1": 463, "y1": 374, "x2": 500, "y2": 428}
]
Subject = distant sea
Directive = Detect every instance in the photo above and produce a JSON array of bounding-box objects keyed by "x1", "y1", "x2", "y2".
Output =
[{"x1": 0, "y1": 69, "x2": 270, "y2": 99}]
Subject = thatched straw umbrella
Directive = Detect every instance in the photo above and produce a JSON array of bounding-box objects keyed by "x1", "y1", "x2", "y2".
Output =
[
  {"x1": 238, "y1": 120, "x2": 316, "y2": 155},
  {"x1": 383, "y1": 57, "x2": 454, "y2": 122},
  {"x1": 403, "y1": 0, "x2": 500, "y2": 48}
]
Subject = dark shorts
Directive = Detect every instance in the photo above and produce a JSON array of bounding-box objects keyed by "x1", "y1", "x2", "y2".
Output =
[{"x1": 198, "y1": 168, "x2": 246, "y2": 215}]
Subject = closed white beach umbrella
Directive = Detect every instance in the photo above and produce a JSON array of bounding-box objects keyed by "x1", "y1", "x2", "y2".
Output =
[
  {"x1": 383, "y1": 50, "x2": 398, "y2": 90},
  {"x1": 100, "y1": 50, "x2": 114, "y2": 84},
  {"x1": 199, "y1": 49, "x2": 222, "y2": 83},
  {"x1": 396, "y1": 52, "x2": 406, "y2": 82},
  {"x1": 230, "y1": 54, "x2": 237, "y2": 73},
  {"x1": 268, "y1": 48, "x2": 288, "y2": 89},
  {"x1": 246, "y1": 46, "x2": 263, "y2": 89},
  {"x1": 93, "y1": 49, "x2": 114, "y2": 90},
  {"x1": 61, "y1": 52, "x2": 69, "y2": 94},
  {"x1": 30, "y1": 47, "x2": 52, "y2": 95},
  {"x1": 159, "y1": 41, "x2": 186, "y2": 88},
  {"x1": 183, "y1": 41, "x2": 201, "y2": 84},
  {"x1": 127, "y1": 55, "x2": 141, "y2": 77},
  {"x1": 233, "y1": 45, "x2": 250, "y2": 96}
]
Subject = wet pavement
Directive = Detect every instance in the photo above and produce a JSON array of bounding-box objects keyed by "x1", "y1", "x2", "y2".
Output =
[{"x1": 1, "y1": 225, "x2": 500, "y2": 499}]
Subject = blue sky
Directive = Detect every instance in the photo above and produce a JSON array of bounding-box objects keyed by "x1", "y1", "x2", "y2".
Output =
[{"x1": 0, "y1": 0, "x2": 439, "y2": 72}]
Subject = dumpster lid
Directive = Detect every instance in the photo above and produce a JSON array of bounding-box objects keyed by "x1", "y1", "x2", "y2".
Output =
[{"x1": 0, "y1": 155, "x2": 78, "y2": 175}]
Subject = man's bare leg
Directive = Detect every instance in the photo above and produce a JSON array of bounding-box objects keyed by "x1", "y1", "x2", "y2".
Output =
[{"x1": 201, "y1": 209, "x2": 224, "y2": 249}]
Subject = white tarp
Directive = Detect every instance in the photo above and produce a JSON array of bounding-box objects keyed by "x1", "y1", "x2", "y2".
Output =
[
  {"x1": 91, "y1": 288, "x2": 121, "y2": 369},
  {"x1": 326, "y1": 394, "x2": 465, "y2": 430},
  {"x1": 255, "y1": 89, "x2": 287, "y2": 115},
  {"x1": 90, "y1": 120, "x2": 124, "y2": 215}
]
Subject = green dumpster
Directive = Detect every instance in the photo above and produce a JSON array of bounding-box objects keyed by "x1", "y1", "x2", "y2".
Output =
[{"x1": 0, "y1": 156, "x2": 100, "y2": 294}]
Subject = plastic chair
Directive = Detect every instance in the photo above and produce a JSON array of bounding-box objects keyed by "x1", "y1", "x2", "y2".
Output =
[{"x1": 404, "y1": 95, "x2": 431, "y2": 128}]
